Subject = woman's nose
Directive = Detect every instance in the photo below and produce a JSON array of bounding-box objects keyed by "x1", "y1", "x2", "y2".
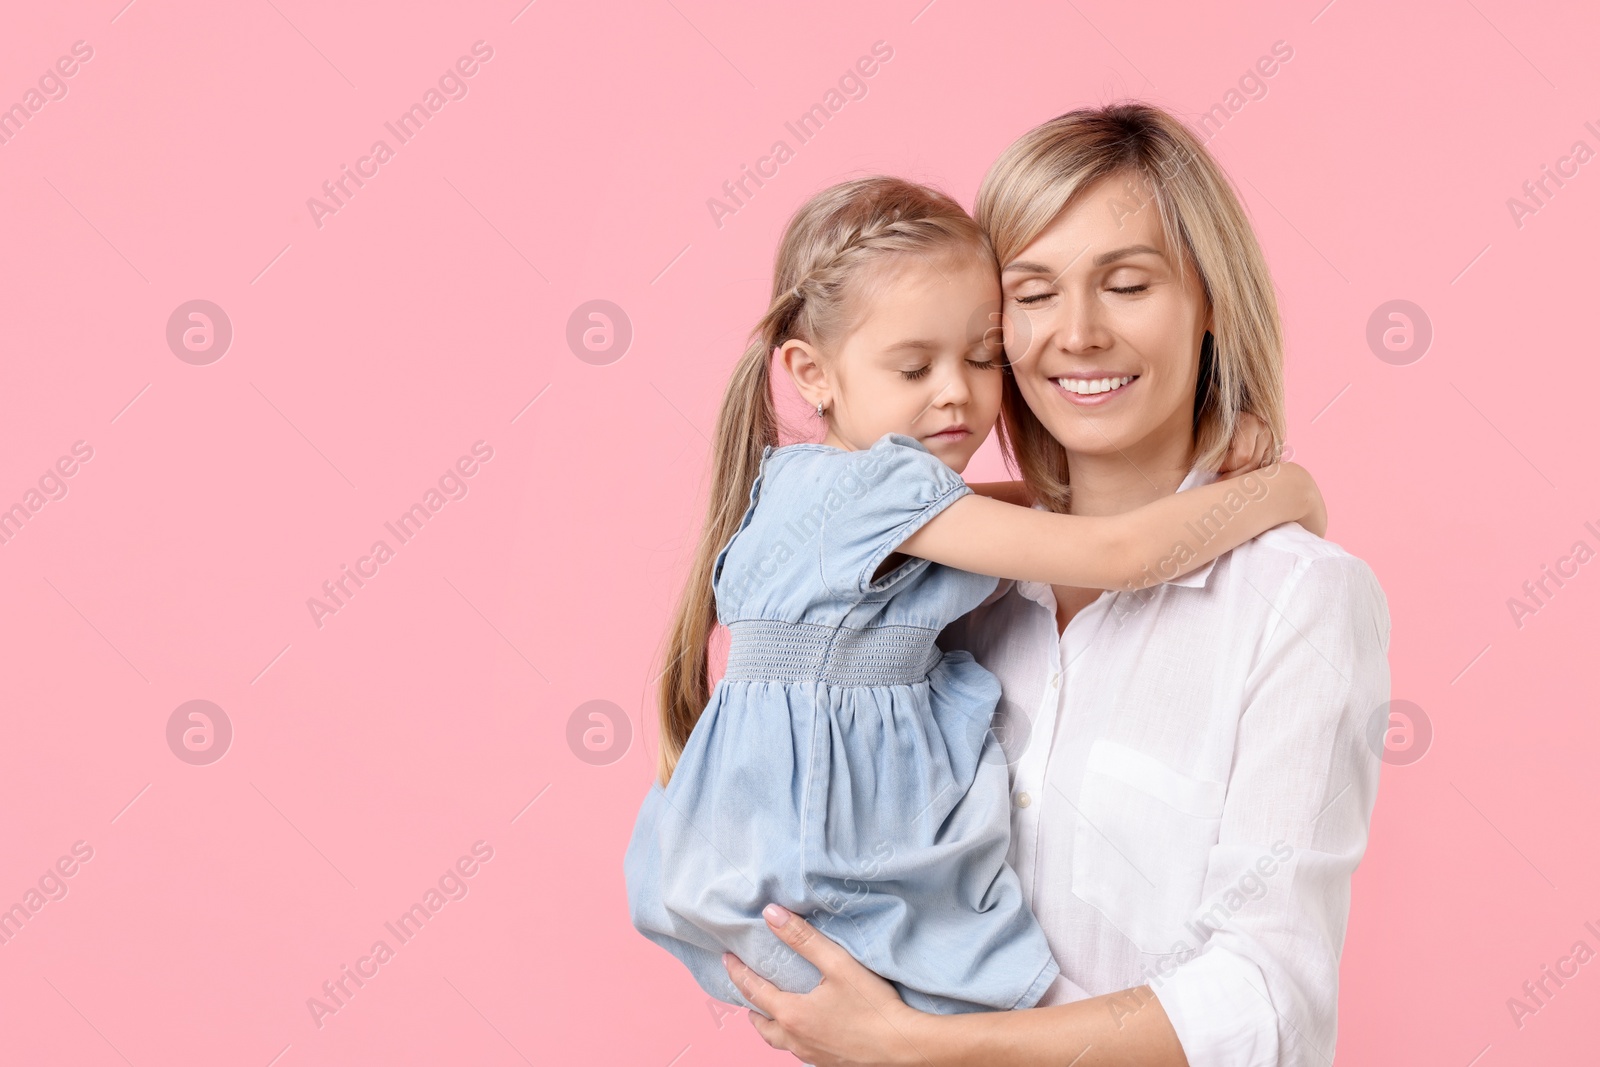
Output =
[{"x1": 1054, "y1": 291, "x2": 1110, "y2": 353}]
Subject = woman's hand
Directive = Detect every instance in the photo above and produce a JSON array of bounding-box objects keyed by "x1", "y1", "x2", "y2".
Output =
[{"x1": 722, "y1": 904, "x2": 937, "y2": 1067}]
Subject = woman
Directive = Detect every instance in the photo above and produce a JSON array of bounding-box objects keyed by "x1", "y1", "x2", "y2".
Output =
[{"x1": 722, "y1": 103, "x2": 1391, "y2": 1066}]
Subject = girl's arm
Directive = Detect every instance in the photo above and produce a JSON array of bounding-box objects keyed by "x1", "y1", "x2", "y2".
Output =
[
  {"x1": 900, "y1": 462, "x2": 1323, "y2": 591},
  {"x1": 965, "y1": 480, "x2": 1033, "y2": 507},
  {"x1": 725, "y1": 908, "x2": 1188, "y2": 1067},
  {"x1": 964, "y1": 413, "x2": 1273, "y2": 512}
]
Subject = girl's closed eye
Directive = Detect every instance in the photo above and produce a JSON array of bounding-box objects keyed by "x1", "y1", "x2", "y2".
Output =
[{"x1": 902, "y1": 356, "x2": 998, "y2": 382}]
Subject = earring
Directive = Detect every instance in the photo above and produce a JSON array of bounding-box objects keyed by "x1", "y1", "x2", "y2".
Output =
[{"x1": 815, "y1": 401, "x2": 826, "y2": 418}]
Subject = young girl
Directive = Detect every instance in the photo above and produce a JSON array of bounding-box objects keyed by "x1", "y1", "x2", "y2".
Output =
[{"x1": 624, "y1": 177, "x2": 1323, "y2": 1015}]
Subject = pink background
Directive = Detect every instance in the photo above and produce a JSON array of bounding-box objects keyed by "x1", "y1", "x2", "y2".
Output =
[{"x1": 1, "y1": 0, "x2": 1596, "y2": 1063}]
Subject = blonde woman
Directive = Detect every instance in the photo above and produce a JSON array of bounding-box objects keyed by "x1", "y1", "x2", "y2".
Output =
[{"x1": 724, "y1": 103, "x2": 1391, "y2": 1067}]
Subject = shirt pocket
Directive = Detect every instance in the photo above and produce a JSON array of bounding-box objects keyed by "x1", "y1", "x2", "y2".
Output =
[{"x1": 1069, "y1": 739, "x2": 1225, "y2": 955}]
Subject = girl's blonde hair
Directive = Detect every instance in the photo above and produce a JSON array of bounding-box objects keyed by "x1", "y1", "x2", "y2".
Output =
[
  {"x1": 974, "y1": 102, "x2": 1286, "y2": 513},
  {"x1": 656, "y1": 176, "x2": 992, "y2": 785}
]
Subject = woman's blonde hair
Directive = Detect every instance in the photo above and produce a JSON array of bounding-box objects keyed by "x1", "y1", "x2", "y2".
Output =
[
  {"x1": 974, "y1": 102, "x2": 1285, "y2": 513},
  {"x1": 656, "y1": 176, "x2": 992, "y2": 785}
]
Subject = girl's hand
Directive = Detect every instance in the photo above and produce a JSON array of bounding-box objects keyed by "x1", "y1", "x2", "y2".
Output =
[
  {"x1": 1218, "y1": 411, "x2": 1275, "y2": 477},
  {"x1": 1270, "y1": 460, "x2": 1327, "y2": 538},
  {"x1": 1292, "y1": 461, "x2": 1328, "y2": 537},
  {"x1": 722, "y1": 904, "x2": 935, "y2": 1067}
]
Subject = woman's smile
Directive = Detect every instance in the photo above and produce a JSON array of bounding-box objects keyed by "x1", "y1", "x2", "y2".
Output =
[{"x1": 1049, "y1": 372, "x2": 1139, "y2": 405}]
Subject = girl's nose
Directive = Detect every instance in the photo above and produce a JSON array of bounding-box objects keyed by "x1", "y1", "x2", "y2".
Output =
[{"x1": 938, "y1": 368, "x2": 971, "y2": 407}]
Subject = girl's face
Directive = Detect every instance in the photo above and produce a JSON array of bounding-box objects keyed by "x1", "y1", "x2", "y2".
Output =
[
  {"x1": 1000, "y1": 172, "x2": 1211, "y2": 465},
  {"x1": 792, "y1": 254, "x2": 1004, "y2": 474}
]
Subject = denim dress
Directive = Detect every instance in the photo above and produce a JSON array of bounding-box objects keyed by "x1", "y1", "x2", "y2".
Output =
[{"x1": 624, "y1": 433, "x2": 1059, "y2": 1015}]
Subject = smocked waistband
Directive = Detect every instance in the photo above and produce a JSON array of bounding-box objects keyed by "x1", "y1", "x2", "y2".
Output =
[{"x1": 722, "y1": 619, "x2": 942, "y2": 687}]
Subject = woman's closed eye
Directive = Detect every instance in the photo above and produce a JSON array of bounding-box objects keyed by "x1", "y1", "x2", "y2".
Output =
[
  {"x1": 1013, "y1": 281, "x2": 1151, "y2": 303},
  {"x1": 1104, "y1": 267, "x2": 1153, "y2": 295}
]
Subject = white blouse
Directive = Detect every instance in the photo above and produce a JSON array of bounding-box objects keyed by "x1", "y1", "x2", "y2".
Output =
[{"x1": 940, "y1": 471, "x2": 1391, "y2": 1067}]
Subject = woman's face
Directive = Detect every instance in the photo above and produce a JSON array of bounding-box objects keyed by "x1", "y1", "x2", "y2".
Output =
[{"x1": 999, "y1": 172, "x2": 1211, "y2": 465}]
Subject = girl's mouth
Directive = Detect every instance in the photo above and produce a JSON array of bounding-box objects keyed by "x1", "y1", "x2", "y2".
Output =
[{"x1": 926, "y1": 425, "x2": 971, "y2": 441}]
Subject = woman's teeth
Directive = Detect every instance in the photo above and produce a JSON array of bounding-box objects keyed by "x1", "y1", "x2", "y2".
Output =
[{"x1": 1055, "y1": 375, "x2": 1134, "y2": 395}]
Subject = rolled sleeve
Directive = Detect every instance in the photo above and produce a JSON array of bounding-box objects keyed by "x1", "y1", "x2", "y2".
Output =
[
  {"x1": 1154, "y1": 946, "x2": 1279, "y2": 1067},
  {"x1": 1154, "y1": 554, "x2": 1391, "y2": 1067}
]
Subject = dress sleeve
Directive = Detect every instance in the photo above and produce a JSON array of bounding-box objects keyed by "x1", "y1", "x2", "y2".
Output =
[{"x1": 815, "y1": 433, "x2": 972, "y2": 599}]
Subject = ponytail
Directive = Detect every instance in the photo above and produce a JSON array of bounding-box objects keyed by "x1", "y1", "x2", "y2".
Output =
[{"x1": 655, "y1": 333, "x2": 780, "y2": 784}]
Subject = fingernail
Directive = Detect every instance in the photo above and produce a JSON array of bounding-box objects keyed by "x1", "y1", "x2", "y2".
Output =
[{"x1": 763, "y1": 903, "x2": 791, "y2": 926}]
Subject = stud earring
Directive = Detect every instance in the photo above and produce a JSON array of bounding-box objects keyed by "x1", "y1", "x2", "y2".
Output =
[{"x1": 815, "y1": 401, "x2": 826, "y2": 418}]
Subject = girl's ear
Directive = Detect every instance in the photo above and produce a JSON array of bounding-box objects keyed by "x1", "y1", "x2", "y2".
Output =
[{"x1": 778, "y1": 339, "x2": 830, "y2": 410}]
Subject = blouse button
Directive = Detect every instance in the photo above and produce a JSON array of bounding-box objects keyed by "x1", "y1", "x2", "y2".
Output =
[{"x1": 1015, "y1": 791, "x2": 1032, "y2": 808}]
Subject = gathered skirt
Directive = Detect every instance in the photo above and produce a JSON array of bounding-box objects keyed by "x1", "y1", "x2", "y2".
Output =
[{"x1": 623, "y1": 648, "x2": 1059, "y2": 1015}]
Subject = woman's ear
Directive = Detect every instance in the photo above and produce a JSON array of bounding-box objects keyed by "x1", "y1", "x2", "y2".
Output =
[{"x1": 778, "y1": 339, "x2": 830, "y2": 410}]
